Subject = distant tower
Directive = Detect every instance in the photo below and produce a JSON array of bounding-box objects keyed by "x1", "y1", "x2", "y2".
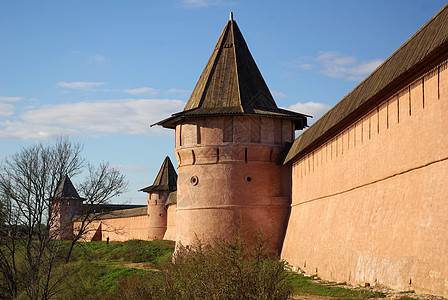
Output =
[
  {"x1": 51, "y1": 175, "x2": 84, "y2": 240},
  {"x1": 140, "y1": 156, "x2": 177, "y2": 240},
  {"x1": 155, "y1": 15, "x2": 308, "y2": 254}
]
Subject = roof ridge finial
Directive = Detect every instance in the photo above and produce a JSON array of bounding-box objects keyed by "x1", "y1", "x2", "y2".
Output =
[{"x1": 229, "y1": 12, "x2": 233, "y2": 21}]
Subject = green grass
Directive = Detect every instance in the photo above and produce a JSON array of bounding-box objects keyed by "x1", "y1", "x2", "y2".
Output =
[
  {"x1": 55, "y1": 240, "x2": 175, "y2": 299},
  {"x1": 289, "y1": 273, "x2": 386, "y2": 299},
  {"x1": 65, "y1": 239, "x2": 175, "y2": 263},
  {"x1": 53, "y1": 239, "x2": 403, "y2": 299}
]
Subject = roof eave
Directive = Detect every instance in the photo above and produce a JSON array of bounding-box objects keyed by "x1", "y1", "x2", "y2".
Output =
[{"x1": 284, "y1": 38, "x2": 448, "y2": 165}]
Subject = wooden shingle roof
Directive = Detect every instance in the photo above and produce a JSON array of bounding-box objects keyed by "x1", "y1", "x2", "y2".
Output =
[
  {"x1": 54, "y1": 175, "x2": 83, "y2": 200},
  {"x1": 139, "y1": 156, "x2": 177, "y2": 193},
  {"x1": 155, "y1": 14, "x2": 308, "y2": 130},
  {"x1": 285, "y1": 3, "x2": 448, "y2": 164},
  {"x1": 91, "y1": 206, "x2": 148, "y2": 220},
  {"x1": 165, "y1": 191, "x2": 177, "y2": 206}
]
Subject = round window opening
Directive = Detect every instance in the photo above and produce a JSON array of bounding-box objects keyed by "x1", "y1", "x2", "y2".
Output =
[
  {"x1": 245, "y1": 176, "x2": 252, "y2": 183},
  {"x1": 190, "y1": 175, "x2": 199, "y2": 186}
]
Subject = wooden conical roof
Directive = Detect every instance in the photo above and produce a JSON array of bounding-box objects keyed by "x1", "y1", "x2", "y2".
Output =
[
  {"x1": 140, "y1": 156, "x2": 177, "y2": 193},
  {"x1": 54, "y1": 175, "x2": 82, "y2": 200},
  {"x1": 155, "y1": 14, "x2": 308, "y2": 129}
]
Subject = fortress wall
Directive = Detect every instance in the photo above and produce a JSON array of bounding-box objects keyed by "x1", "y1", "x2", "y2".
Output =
[
  {"x1": 282, "y1": 61, "x2": 448, "y2": 297},
  {"x1": 163, "y1": 204, "x2": 177, "y2": 241},
  {"x1": 74, "y1": 214, "x2": 149, "y2": 242}
]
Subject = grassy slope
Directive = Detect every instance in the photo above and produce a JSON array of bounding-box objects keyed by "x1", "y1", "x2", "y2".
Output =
[
  {"x1": 57, "y1": 240, "x2": 174, "y2": 299},
  {"x1": 57, "y1": 240, "x2": 415, "y2": 299},
  {"x1": 289, "y1": 274, "x2": 387, "y2": 299}
]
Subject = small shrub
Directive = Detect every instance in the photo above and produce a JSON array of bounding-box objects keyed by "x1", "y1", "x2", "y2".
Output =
[{"x1": 109, "y1": 235, "x2": 293, "y2": 299}]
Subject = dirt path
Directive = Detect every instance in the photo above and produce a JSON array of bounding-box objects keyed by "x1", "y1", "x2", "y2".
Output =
[
  {"x1": 297, "y1": 277, "x2": 446, "y2": 300},
  {"x1": 117, "y1": 262, "x2": 159, "y2": 271}
]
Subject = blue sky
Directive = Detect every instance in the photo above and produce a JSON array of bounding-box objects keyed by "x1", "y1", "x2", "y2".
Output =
[{"x1": 1, "y1": 0, "x2": 446, "y2": 205}]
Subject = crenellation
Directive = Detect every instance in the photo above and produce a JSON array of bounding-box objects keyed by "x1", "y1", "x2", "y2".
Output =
[
  {"x1": 285, "y1": 54, "x2": 448, "y2": 296},
  {"x1": 389, "y1": 95, "x2": 398, "y2": 126},
  {"x1": 195, "y1": 147, "x2": 219, "y2": 164},
  {"x1": 250, "y1": 117, "x2": 261, "y2": 142},
  {"x1": 274, "y1": 119, "x2": 282, "y2": 144},
  {"x1": 180, "y1": 123, "x2": 197, "y2": 147},
  {"x1": 399, "y1": 89, "x2": 409, "y2": 122},
  {"x1": 410, "y1": 80, "x2": 423, "y2": 114},
  {"x1": 287, "y1": 61, "x2": 448, "y2": 208},
  {"x1": 282, "y1": 120, "x2": 293, "y2": 143},
  {"x1": 439, "y1": 60, "x2": 448, "y2": 99},
  {"x1": 424, "y1": 68, "x2": 438, "y2": 107},
  {"x1": 234, "y1": 117, "x2": 252, "y2": 143},
  {"x1": 223, "y1": 117, "x2": 234, "y2": 142}
]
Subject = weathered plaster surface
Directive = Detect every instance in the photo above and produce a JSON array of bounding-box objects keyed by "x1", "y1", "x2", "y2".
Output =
[
  {"x1": 282, "y1": 62, "x2": 448, "y2": 297},
  {"x1": 147, "y1": 191, "x2": 168, "y2": 240},
  {"x1": 174, "y1": 116, "x2": 293, "y2": 254},
  {"x1": 163, "y1": 204, "x2": 177, "y2": 240},
  {"x1": 75, "y1": 214, "x2": 150, "y2": 242}
]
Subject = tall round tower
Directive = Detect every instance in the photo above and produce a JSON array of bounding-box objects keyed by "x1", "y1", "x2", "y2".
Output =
[
  {"x1": 155, "y1": 14, "x2": 308, "y2": 254},
  {"x1": 140, "y1": 156, "x2": 177, "y2": 240}
]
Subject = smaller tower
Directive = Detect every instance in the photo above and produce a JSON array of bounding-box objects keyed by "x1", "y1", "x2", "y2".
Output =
[
  {"x1": 140, "y1": 156, "x2": 177, "y2": 240},
  {"x1": 50, "y1": 175, "x2": 84, "y2": 240}
]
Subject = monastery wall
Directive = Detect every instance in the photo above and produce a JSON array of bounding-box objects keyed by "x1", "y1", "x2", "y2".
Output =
[
  {"x1": 75, "y1": 214, "x2": 149, "y2": 242},
  {"x1": 282, "y1": 61, "x2": 448, "y2": 297}
]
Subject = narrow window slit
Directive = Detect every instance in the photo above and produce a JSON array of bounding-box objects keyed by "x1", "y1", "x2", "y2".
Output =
[
  {"x1": 422, "y1": 77, "x2": 425, "y2": 109},
  {"x1": 377, "y1": 107, "x2": 379, "y2": 134},
  {"x1": 386, "y1": 100, "x2": 389, "y2": 129},
  {"x1": 438, "y1": 66, "x2": 441, "y2": 100}
]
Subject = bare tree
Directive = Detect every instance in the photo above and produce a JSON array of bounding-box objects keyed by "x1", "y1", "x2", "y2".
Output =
[
  {"x1": 0, "y1": 137, "x2": 127, "y2": 299},
  {"x1": 64, "y1": 162, "x2": 127, "y2": 263}
]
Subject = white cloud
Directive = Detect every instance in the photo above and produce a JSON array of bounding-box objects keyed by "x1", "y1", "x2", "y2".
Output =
[
  {"x1": 271, "y1": 90, "x2": 287, "y2": 99},
  {"x1": 0, "y1": 103, "x2": 15, "y2": 117},
  {"x1": 166, "y1": 88, "x2": 190, "y2": 94},
  {"x1": 284, "y1": 51, "x2": 383, "y2": 81},
  {"x1": 298, "y1": 63, "x2": 312, "y2": 70},
  {"x1": 89, "y1": 54, "x2": 106, "y2": 63},
  {"x1": 57, "y1": 81, "x2": 106, "y2": 90},
  {"x1": 288, "y1": 101, "x2": 332, "y2": 124},
  {"x1": 346, "y1": 59, "x2": 383, "y2": 80},
  {"x1": 0, "y1": 120, "x2": 81, "y2": 139},
  {"x1": 165, "y1": 89, "x2": 191, "y2": 98},
  {"x1": 123, "y1": 87, "x2": 159, "y2": 96},
  {"x1": 0, "y1": 98, "x2": 185, "y2": 140},
  {"x1": 0, "y1": 96, "x2": 23, "y2": 102},
  {"x1": 317, "y1": 51, "x2": 382, "y2": 81}
]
